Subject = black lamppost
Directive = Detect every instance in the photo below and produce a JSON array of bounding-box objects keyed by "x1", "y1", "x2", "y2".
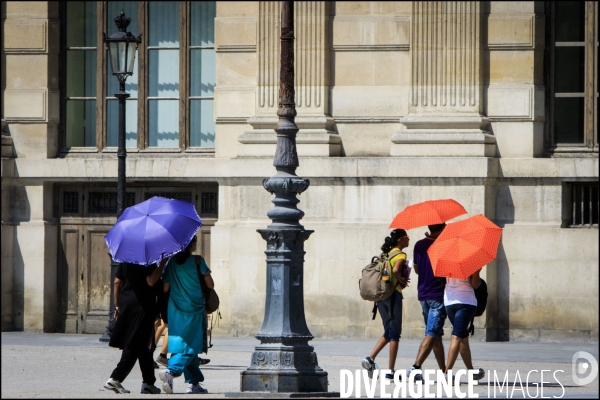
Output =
[
  {"x1": 239, "y1": 1, "x2": 328, "y2": 393},
  {"x1": 99, "y1": 11, "x2": 141, "y2": 343}
]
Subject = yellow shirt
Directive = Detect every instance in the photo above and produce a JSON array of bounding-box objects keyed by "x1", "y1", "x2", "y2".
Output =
[{"x1": 388, "y1": 247, "x2": 407, "y2": 294}]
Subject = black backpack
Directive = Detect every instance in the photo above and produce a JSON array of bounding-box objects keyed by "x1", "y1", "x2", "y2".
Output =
[{"x1": 468, "y1": 278, "x2": 488, "y2": 335}]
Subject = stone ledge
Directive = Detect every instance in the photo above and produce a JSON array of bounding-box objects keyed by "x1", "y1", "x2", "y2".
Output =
[
  {"x1": 400, "y1": 114, "x2": 490, "y2": 130},
  {"x1": 391, "y1": 131, "x2": 496, "y2": 157},
  {"x1": 499, "y1": 158, "x2": 599, "y2": 178},
  {"x1": 5, "y1": 157, "x2": 598, "y2": 180},
  {"x1": 392, "y1": 131, "x2": 496, "y2": 144},
  {"x1": 238, "y1": 133, "x2": 341, "y2": 145}
]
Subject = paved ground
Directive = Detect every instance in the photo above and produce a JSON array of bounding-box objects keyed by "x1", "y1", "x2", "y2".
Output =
[{"x1": 2, "y1": 332, "x2": 598, "y2": 398}]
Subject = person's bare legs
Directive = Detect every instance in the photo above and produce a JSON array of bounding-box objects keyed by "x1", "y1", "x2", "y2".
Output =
[
  {"x1": 160, "y1": 330, "x2": 169, "y2": 355},
  {"x1": 155, "y1": 320, "x2": 167, "y2": 345},
  {"x1": 414, "y1": 336, "x2": 439, "y2": 368},
  {"x1": 369, "y1": 336, "x2": 390, "y2": 361},
  {"x1": 444, "y1": 335, "x2": 462, "y2": 374},
  {"x1": 433, "y1": 336, "x2": 446, "y2": 371},
  {"x1": 458, "y1": 337, "x2": 473, "y2": 370},
  {"x1": 388, "y1": 340, "x2": 399, "y2": 370},
  {"x1": 432, "y1": 337, "x2": 446, "y2": 370}
]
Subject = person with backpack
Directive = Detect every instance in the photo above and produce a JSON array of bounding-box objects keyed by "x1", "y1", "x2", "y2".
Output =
[
  {"x1": 361, "y1": 229, "x2": 410, "y2": 380},
  {"x1": 158, "y1": 235, "x2": 214, "y2": 394},
  {"x1": 406, "y1": 223, "x2": 448, "y2": 381},
  {"x1": 443, "y1": 268, "x2": 485, "y2": 382}
]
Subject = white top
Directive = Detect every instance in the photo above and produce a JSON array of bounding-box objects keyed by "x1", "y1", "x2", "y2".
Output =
[{"x1": 444, "y1": 277, "x2": 477, "y2": 306}]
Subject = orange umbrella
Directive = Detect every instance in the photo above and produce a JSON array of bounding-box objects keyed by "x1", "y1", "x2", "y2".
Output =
[
  {"x1": 427, "y1": 214, "x2": 502, "y2": 280},
  {"x1": 389, "y1": 199, "x2": 467, "y2": 230}
]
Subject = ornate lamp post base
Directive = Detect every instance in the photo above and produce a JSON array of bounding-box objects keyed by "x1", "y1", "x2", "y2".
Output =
[
  {"x1": 241, "y1": 356, "x2": 327, "y2": 393},
  {"x1": 240, "y1": 228, "x2": 327, "y2": 393}
]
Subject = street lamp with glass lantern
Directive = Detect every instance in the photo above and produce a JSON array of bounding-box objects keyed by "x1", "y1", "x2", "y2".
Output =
[{"x1": 99, "y1": 11, "x2": 141, "y2": 343}]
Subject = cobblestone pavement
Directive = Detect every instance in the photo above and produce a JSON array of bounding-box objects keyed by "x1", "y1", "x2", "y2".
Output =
[{"x1": 1, "y1": 332, "x2": 598, "y2": 398}]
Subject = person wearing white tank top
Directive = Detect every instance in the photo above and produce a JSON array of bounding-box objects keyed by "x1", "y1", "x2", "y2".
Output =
[
  {"x1": 444, "y1": 277, "x2": 477, "y2": 306},
  {"x1": 443, "y1": 269, "x2": 485, "y2": 382}
]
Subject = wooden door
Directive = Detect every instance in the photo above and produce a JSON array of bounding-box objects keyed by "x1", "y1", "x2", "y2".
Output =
[
  {"x1": 82, "y1": 225, "x2": 113, "y2": 333},
  {"x1": 57, "y1": 186, "x2": 115, "y2": 333},
  {"x1": 197, "y1": 226, "x2": 211, "y2": 267},
  {"x1": 57, "y1": 224, "x2": 82, "y2": 333}
]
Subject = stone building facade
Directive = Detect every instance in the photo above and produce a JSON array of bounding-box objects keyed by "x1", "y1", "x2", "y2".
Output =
[{"x1": 1, "y1": 1, "x2": 598, "y2": 342}]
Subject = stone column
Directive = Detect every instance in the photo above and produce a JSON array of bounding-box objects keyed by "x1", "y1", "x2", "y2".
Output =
[
  {"x1": 238, "y1": 1, "x2": 341, "y2": 157},
  {"x1": 2, "y1": 2, "x2": 59, "y2": 332},
  {"x1": 392, "y1": 1, "x2": 495, "y2": 157}
]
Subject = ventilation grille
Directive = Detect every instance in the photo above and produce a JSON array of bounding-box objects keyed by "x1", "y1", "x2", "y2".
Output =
[
  {"x1": 89, "y1": 192, "x2": 135, "y2": 214},
  {"x1": 569, "y1": 183, "x2": 599, "y2": 227}
]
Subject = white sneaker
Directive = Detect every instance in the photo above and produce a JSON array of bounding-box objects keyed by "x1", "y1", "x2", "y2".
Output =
[
  {"x1": 361, "y1": 357, "x2": 379, "y2": 379},
  {"x1": 104, "y1": 378, "x2": 130, "y2": 394},
  {"x1": 158, "y1": 369, "x2": 174, "y2": 394},
  {"x1": 186, "y1": 383, "x2": 208, "y2": 394}
]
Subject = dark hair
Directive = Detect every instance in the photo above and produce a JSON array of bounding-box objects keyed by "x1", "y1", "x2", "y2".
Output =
[
  {"x1": 174, "y1": 235, "x2": 197, "y2": 264},
  {"x1": 428, "y1": 223, "x2": 446, "y2": 234},
  {"x1": 381, "y1": 229, "x2": 407, "y2": 253}
]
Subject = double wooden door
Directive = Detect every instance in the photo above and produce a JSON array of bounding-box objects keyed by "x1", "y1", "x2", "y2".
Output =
[{"x1": 57, "y1": 184, "x2": 217, "y2": 333}]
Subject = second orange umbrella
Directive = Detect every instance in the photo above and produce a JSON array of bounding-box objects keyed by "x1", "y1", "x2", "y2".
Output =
[
  {"x1": 389, "y1": 199, "x2": 467, "y2": 230},
  {"x1": 427, "y1": 214, "x2": 502, "y2": 280}
]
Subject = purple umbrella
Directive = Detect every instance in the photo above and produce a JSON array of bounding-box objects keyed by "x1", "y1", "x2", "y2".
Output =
[{"x1": 105, "y1": 196, "x2": 203, "y2": 266}]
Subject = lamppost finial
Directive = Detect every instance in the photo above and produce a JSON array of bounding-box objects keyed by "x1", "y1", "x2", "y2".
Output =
[{"x1": 114, "y1": 10, "x2": 131, "y2": 32}]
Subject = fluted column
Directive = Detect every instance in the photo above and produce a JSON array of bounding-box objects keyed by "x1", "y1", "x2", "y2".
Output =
[
  {"x1": 392, "y1": 1, "x2": 495, "y2": 157},
  {"x1": 411, "y1": 1, "x2": 481, "y2": 112},
  {"x1": 238, "y1": 1, "x2": 340, "y2": 157}
]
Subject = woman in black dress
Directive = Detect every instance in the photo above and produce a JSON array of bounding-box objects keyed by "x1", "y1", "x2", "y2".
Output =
[{"x1": 104, "y1": 260, "x2": 166, "y2": 394}]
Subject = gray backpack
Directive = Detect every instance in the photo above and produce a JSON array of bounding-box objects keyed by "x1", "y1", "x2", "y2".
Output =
[{"x1": 359, "y1": 250, "x2": 402, "y2": 302}]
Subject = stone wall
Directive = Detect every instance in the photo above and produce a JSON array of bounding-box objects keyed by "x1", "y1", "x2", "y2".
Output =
[{"x1": 209, "y1": 157, "x2": 598, "y2": 342}]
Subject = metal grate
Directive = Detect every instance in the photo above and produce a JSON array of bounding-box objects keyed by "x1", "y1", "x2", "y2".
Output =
[
  {"x1": 145, "y1": 192, "x2": 193, "y2": 203},
  {"x1": 569, "y1": 183, "x2": 599, "y2": 227},
  {"x1": 63, "y1": 192, "x2": 79, "y2": 213},
  {"x1": 89, "y1": 192, "x2": 135, "y2": 214},
  {"x1": 201, "y1": 192, "x2": 218, "y2": 214}
]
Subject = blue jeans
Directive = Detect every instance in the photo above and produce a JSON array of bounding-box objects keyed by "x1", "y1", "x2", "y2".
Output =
[
  {"x1": 377, "y1": 291, "x2": 403, "y2": 341},
  {"x1": 168, "y1": 350, "x2": 204, "y2": 384},
  {"x1": 446, "y1": 304, "x2": 477, "y2": 339},
  {"x1": 420, "y1": 299, "x2": 447, "y2": 338}
]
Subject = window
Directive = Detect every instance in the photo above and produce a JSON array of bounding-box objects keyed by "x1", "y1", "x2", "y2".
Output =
[
  {"x1": 144, "y1": 192, "x2": 193, "y2": 203},
  {"x1": 201, "y1": 192, "x2": 218, "y2": 214},
  {"x1": 63, "y1": 192, "x2": 80, "y2": 213},
  {"x1": 63, "y1": 2, "x2": 97, "y2": 148},
  {"x1": 546, "y1": 2, "x2": 598, "y2": 152},
  {"x1": 88, "y1": 192, "x2": 136, "y2": 213},
  {"x1": 60, "y1": 1, "x2": 216, "y2": 153}
]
